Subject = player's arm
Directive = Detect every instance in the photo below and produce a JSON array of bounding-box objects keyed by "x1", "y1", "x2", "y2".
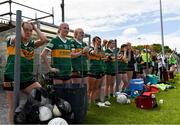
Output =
[
  {"x1": 33, "y1": 23, "x2": 48, "y2": 48},
  {"x1": 40, "y1": 46, "x2": 59, "y2": 73}
]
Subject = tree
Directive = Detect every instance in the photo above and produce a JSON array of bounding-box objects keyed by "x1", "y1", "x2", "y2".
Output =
[{"x1": 133, "y1": 43, "x2": 173, "y2": 54}]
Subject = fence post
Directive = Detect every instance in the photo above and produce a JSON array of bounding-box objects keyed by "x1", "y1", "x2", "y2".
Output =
[
  {"x1": 13, "y1": 10, "x2": 21, "y2": 113},
  {"x1": 115, "y1": 39, "x2": 119, "y2": 92}
]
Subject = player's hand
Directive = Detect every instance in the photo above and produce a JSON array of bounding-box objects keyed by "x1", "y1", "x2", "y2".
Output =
[
  {"x1": 49, "y1": 67, "x2": 59, "y2": 73},
  {"x1": 82, "y1": 47, "x2": 89, "y2": 54}
]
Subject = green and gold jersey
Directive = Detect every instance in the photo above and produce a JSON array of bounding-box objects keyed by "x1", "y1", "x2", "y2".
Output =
[
  {"x1": 88, "y1": 46, "x2": 104, "y2": 74},
  {"x1": 4, "y1": 38, "x2": 35, "y2": 82},
  {"x1": 104, "y1": 48, "x2": 115, "y2": 74},
  {"x1": 118, "y1": 51, "x2": 128, "y2": 73},
  {"x1": 118, "y1": 61, "x2": 128, "y2": 73},
  {"x1": 136, "y1": 56, "x2": 143, "y2": 71},
  {"x1": 70, "y1": 39, "x2": 88, "y2": 72},
  {"x1": 46, "y1": 36, "x2": 71, "y2": 77}
]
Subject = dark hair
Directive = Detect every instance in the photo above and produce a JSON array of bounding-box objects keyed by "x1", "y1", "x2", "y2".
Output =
[
  {"x1": 121, "y1": 44, "x2": 127, "y2": 48},
  {"x1": 92, "y1": 36, "x2": 101, "y2": 42}
]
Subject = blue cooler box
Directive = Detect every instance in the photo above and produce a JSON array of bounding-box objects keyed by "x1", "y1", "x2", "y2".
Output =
[{"x1": 130, "y1": 79, "x2": 144, "y2": 91}]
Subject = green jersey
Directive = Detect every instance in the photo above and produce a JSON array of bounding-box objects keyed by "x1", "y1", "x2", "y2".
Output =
[
  {"x1": 118, "y1": 50, "x2": 128, "y2": 73},
  {"x1": 104, "y1": 48, "x2": 115, "y2": 74},
  {"x1": 70, "y1": 39, "x2": 88, "y2": 72},
  {"x1": 135, "y1": 56, "x2": 143, "y2": 73},
  {"x1": 4, "y1": 38, "x2": 35, "y2": 82},
  {"x1": 118, "y1": 61, "x2": 128, "y2": 73},
  {"x1": 46, "y1": 36, "x2": 71, "y2": 77},
  {"x1": 88, "y1": 46, "x2": 104, "y2": 74}
]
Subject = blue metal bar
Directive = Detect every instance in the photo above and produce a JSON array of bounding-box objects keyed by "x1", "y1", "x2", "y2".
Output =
[
  {"x1": 52, "y1": 7, "x2": 54, "y2": 24},
  {"x1": 115, "y1": 39, "x2": 119, "y2": 92},
  {"x1": 159, "y1": 0, "x2": 165, "y2": 67},
  {"x1": 13, "y1": 10, "x2": 21, "y2": 112}
]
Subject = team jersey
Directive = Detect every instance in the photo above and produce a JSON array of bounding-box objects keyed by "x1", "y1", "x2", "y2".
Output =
[
  {"x1": 104, "y1": 48, "x2": 115, "y2": 74},
  {"x1": 118, "y1": 61, "x2": 128, "y2": 73},
  {"x1": 126, "y1": 50, "x2": 135, "y2": 70},
  {"x1": 135, "y1": 55, "x2": 143, "y2": 73},
  {"x1": 46, "y1": 36, "x2": 71, "y2": 77},
  {"x1": 88, "y1": 46, "x2": 104, "y2": 74},
  {"x1": 70, "y1": 39, "x2": 88, "y2": 72},
  {"x1": 4, "y1": 37, "x2": 35, "y2": 82},
  {"x1": 118, "y1": 51, "x2": 128, "y2": 73}
]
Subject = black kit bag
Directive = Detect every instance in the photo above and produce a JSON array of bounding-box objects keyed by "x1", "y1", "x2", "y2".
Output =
[
  {"x1": 14, "y1": 87, "x2": 49, "y2": 124},
  {"x1": 53, "y1": 83, "x2": 87, "y2": 124}
]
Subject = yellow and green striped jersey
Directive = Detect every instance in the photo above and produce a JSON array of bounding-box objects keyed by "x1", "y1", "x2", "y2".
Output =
[
  {"x1": 4, "y1": 38, "x2": 35, "y2": 82},
  {"x1": 46, "y1": 36, "x2": 72, "y2": 77},
  {"x1": 88, "y1": 46, "x2": 104, "y2": 74},
  {"x1": 70, "y1": 39, "x2": 88, "y2": 72},
  {"x1": 104, "y1": 48, "x2": 115, "y2": 74}
]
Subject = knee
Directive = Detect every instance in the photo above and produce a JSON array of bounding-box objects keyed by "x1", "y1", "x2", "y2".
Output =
[
  {"x1": 8, "y1": 107, "x2": 13, "y2": 113},
  {"x1": 88, "y1": 84, "x2": 94, "y2": 91}
]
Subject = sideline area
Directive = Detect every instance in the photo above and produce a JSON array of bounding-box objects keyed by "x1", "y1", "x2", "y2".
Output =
[
  {"x1": 0, "y1": 1, "x2": 180, "y2": 124},
  {"x1": 1, "y1": 74, "x2": 180, "y2": 124},
  {"x1": 84, "y1": 73, "x2": 180, "y2": 124}
]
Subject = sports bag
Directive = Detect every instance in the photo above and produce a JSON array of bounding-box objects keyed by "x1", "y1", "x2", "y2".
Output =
[{"x1": 135, "y1": 93, "x2": 157, "y2": 109}]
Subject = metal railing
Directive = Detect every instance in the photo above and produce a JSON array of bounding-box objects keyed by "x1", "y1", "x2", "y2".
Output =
[
  {"x1": 0, "y1": 0, "x2": 92, "y2": 87},
  {"x1": 0, "y1": 0, "x2": 91, "y2": 44},
  {"x1": 0, "y1": 0, "x2": 54, "y2": 25}
]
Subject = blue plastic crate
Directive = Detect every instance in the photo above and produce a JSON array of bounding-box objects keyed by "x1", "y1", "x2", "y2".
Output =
[{"x1": 130, "y1": 79, "x2": 144, "y2": 91}]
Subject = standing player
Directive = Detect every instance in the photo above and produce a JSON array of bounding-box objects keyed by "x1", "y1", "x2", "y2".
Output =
[
  {"x1": 70, "y1": 28, "x2": 89, "y2": 84},
  {"x1": 3, "y1": 22, "x2": 48, "y2": 123},
  {"x1": 41, "y1": 23, "x2": 75, "y2": 84},
  {"x1": 88, "y1": 36, "x2": 105, "y2": 106},
  {"x1": 104, "y1": 40, "x2": 115, "y2": 103}
]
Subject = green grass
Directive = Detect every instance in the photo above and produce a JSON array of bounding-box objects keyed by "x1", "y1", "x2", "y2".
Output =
[{"x1": 83, "y1": 74, "x2": 180, "y2": 124}]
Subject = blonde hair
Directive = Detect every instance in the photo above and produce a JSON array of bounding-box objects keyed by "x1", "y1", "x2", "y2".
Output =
[
  {"x1": 74, "y1": 28, "x2": 83, "y2": 38},
  {"x1": 57, "y1": 22, "x2": 69, "y2": 33}
]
